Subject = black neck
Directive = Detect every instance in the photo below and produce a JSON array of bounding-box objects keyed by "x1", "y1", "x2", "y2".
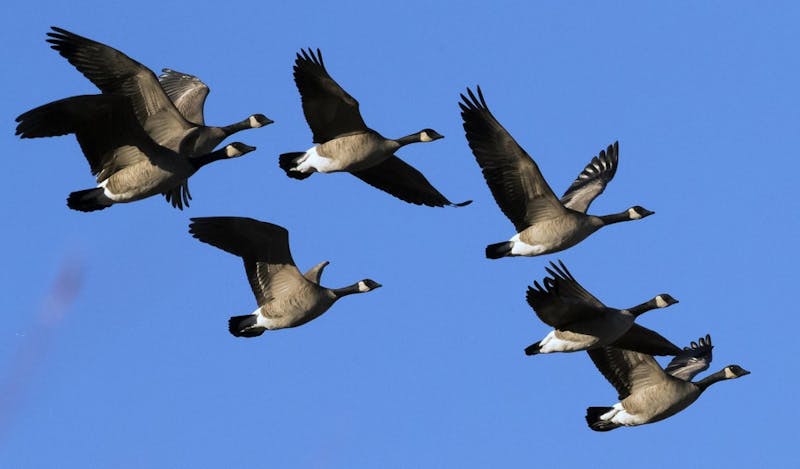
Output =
[
  {"x1": 189, "y1": 148, "x2": 228, "y2": 170},
  {"x1": 598, "y1": 210, "x2": 633, "y2": 225},
  {"x1": 695, "y1": 369, "x2": 729, "y2": 391},
  {"x1": 331, "y1": 282, "x2": 363, "y2": 298},
  {"x1": 395, "y1": 132, "x2": 421, "y2": 146},
  {"x1": 221, "y1": 118, "x2": 252, "y2": 136},
  {"x1": 627, "y1": 298, "x2": 659, "y2": 317}
]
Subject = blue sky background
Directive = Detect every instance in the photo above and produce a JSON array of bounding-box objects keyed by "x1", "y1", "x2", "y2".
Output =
[{"x1": 1, "y1": 1, "x2": 797, "y2": 467}]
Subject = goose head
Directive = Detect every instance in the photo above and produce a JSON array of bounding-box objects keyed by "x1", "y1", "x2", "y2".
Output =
[
  {"x1": 654, "y1": 294, "x2": 679, "y2": 308},
  {"x1": 626, "y1": 206, "x2": 655, "y2": 220},
  {"x1": 723, "y1": 365, "x2": 751, "y2": 379},
  {"x1": 357, "y1": 279, "x2": 382, "y2": 292},
  {"x1": 248, "y1": 114, "x2": 274, "y2": 128},
  {"x1": 224, "y1": 142, "x2": 257, "y2": 158},
  {"x1": 418, "y1": 128, "x2": 444, "y2": 142}
]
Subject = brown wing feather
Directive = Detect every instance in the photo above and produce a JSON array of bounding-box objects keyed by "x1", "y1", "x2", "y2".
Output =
[
  {"x1": 46, "y1": 27, "x2": 192, "y2": 146},
  {"x1": 459, "y1": 86, "x2": 565, "y2": 231},
  {"x1": 159, "y1": 68, "x2": 209, "y2": 125},
  {"x1": 293, "y1": 48, "x2": 368, "y2": 143}
]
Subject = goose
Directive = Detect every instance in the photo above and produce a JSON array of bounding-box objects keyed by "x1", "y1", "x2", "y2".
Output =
[
  {"x1": 188, "y1": 217, "x2": 382, "y2": 337},
  {"x1": 524, "y1": 261, "x2": 681, "y2": 356},
  {"x1": 44, "y1": 27, "x2": 271, "y2": 158},
  {"x1": 279, "y1": 48, "x2": 470, "y2": 208},
  {"x1": 459, "y1": 86, "x2": 653, "y2": 258},
  {"x1": 15, "y1": 94, "x2": 255, "y2": 211},
  {"x1": 585, "y1": 335, "x2": 749, "y2": 431}
]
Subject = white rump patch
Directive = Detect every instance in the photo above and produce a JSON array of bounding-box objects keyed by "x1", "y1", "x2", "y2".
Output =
[
  {"x1": 296, "y1": 146, "x2": 335, "y2": 173},
  {"x1": 537, "y1": 330, "x2": 587, "y2": 353},
  {"x1": 509, "y1": 233, "x2": 547, "y2": 256}
]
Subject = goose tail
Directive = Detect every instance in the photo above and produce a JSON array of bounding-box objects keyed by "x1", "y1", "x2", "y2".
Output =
[
  {"x1": 279, "y1": 152, "x2": 312, "y2": 180},
  {"x1": 485, "y1": 241, "x2": 513, "y2": 259},
  {"x1": 524, "y1": 341, "x2": 541, "y2": 356},
  {"x1": 585, "y1": 407, "x2": 621, "y2": 432},
  {"x1": 67, "y1": 188, "x2": 112, "y2": 212},
  {"x1": 228, "y1": 314, "x2": 266, "y2": 338}
]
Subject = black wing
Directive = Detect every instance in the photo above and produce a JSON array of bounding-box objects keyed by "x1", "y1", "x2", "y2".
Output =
[
  {"x1": 293, "y1": 48, "x2": 369, "y2": 143},
  {"x1": 525, "y1": 260, "x2": 606, "y2": 328},
  {"x1": 459, "y1": 86, "x2": 565, "y2": 232},
  {"x1": 351, "y1": 156, "x2": 472, "y2": 207},
  {"x1": 15, "y1": 94, "x2": 154, "y2": 179},
  {"x1": 163, "y1": 181, "x2": 192, "y2": 210},
  {"x1": 611, "y1": 324, "x2": 682, "y2": 356}
]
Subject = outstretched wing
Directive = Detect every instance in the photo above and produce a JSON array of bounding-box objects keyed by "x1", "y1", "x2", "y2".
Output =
[
  {"x1": 664, "y1": 334, "x2": 714, "y2": 381},
  {"x1": 525, "y1": 260, "x2": 606, "y2": 328},
  {"x1": 162, "y1": 181, "x2": 192, "y2": 210},
  {"x1": 293, "y1": 48, "x2": 368, "y2": 143},
  {"x1": 46, "y1": 27, "x2": 192, "y2": 149},
  {"x1": 560, "y1": 141, "x2": 619, "y2": 213},
  {"x1": 611, "y1": 324, "x2": 682, "y2": 356},
  {"x1": 351, "y1": 156, "x2": 472, "y2": 207},
  {"x1": 15, "y1": 94, "x2": 157, "y2": 180},
  {"x1": 159, "y1": 68, "x2": 210, "y2": 125},
  {"x1": 189, "y1": 217, "x2": 305, "y2": 305},
  {"x1": 588, "y1": 347, "x2": 669, "y2": 401},
  {"x1": 459, "y1": 86, "x2": 565, "y2": 231}
]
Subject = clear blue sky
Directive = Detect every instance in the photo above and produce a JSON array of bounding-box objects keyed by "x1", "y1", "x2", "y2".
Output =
[{"x1": 1, "y1": 1, "x2": 796, "y2": 467}]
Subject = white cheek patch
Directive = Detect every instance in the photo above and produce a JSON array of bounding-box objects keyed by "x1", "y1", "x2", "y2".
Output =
[
  {"x1": 655, "y1": 295, "x2": 669, "y2": 308},
  {"x1": 724, "y1": 367, "x2": 736, "y2": 379},
  {"x1": 225, "y1": 146, "x2": 243, "y2": 157},
  {"x1": 357, "y1": 281, "x2": 369, "y2": 292},
  {"x1": 628, "y1": 207, "x2": 643, "y2": 219},
  {"x1": 419, "y1": 131, "x2": 432, "y2": 142},
  {"x1": 249, "y1": 115, "x2": 263, "y2": 128}
]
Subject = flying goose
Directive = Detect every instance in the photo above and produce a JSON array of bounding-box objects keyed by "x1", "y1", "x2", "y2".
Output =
[
  {"x1": 524, "y1": 261, "x2": 681, "y2": 356},
  {"x1": 44, "y1": 27, "x2": 271, "y2": 158},
  {"x1": 279, "y1": 48, "x2": 470, "y2": 208},
  {"x1": 15, "y1": 94, "x2": 256, "y2": 211},
  {"x1": 586, "y1": 335, "x2": 749, "y2": 431},
  {"x1": 459, "y1": 86, "x2": 653, "y2": 258},
  {"x1": 188, "y1": 217, "x2": 382, "y2": 337}
]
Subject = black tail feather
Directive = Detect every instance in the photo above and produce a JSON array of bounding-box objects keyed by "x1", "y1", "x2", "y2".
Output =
[
  {"x1": 486, "y1": 241, "x2": 513, "y2": 259},
  {"x1": 278, "y1": 152, "x2": 312, "y2": 180},
  {"x1": 228, "y1": 314, "x2": 265, "y2": 338},
  {"x1": 66, "y1": 188, "x2": 111, "y2": 212},
  {"x1": 524, "y1": 341, "x2": 541, "y2": 356},
  {"x1": 586, "y1": 407, "x2": 621, "y2": 432}
]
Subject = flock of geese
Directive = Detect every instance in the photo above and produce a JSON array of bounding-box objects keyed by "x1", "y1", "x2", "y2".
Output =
[{"x1": 15, "y1": 26, "x2": 749, "y2": 432}]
